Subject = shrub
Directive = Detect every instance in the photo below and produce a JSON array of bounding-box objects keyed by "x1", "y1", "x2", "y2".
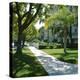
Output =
[
  {"x1": 39, "y1": 42, "x2": 63, "y2": 49},
  {"x1": 53, "y1": 43, "x2": 62, "y2": 48},
  {"x1": 49, "y1": 46, "x2": 53, "y2": 49},
  {"x1": 32, "y1": 39, "x2": 40, "y2": 43},
  {"x1": 39, "y1": 45, "x2": 47, "y2": 49},
  {"x1": 39, "y1": 42, "x2": 48, "y2": 49}
]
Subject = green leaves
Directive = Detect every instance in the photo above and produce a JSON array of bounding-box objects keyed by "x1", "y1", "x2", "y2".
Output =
[
  {"x1": 22, "y1": 21, "x2": 38, "y2": 42},
  {"x1": 45, "y1": 6, "x2": 76, "y2": 28}
]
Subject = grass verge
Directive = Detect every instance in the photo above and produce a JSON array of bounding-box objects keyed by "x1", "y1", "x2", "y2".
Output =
[
  {"x1": 11, "y1": 47, "x2": 48, "y2": 78},
  {"x1": 41, "y1": 48, "x2": 78, "y2": 64}
]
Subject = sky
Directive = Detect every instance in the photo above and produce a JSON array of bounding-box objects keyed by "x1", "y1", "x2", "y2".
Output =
[{"x1": 34, "y1": 20, "x2": 44, "y2": 30}]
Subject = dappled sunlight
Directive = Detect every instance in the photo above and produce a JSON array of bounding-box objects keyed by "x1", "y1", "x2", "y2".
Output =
[
  {"x1": 38, "y1": 55, "x2": 78, "y2": 75},
  {"x1": 42, "y1": 48, "x2": 78, "y2": 64},
  {"x1": 29, "y1": 46, "x2": 78, "y2": 75},
  {"x1": 11, "y1": 48, "x2": 48, "y2": 77}
]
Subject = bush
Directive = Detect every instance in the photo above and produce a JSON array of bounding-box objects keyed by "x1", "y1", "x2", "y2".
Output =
[
  {"x1": 39, "y1": 42, "x2": 63, "y2": 49},
  {"x1": 48, "y1": 43, "x2": 53, "y2": 49},
  {"x1": 53, "y1": 43, "x2": 62, "y2": 49},
  {"x1": 39, "y1": 45, "x2": 47, "y2": 49},
  {"x1": 32, "y1": 39, "x2": 40, "y2": 43},
  {"x1": 49, "y1": 46, "x2": 53, "y2": 49},
  {"x1": 39, "y1": 42, "x2": 48, "y2": 49}
]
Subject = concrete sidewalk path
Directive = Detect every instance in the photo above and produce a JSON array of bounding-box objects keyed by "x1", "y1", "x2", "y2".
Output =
[{"x1": 28, "y1": 46, "x2": 78, "y2": 76}]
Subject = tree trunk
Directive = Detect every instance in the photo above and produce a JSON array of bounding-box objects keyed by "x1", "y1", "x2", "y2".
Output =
[
  {"x1": 16, "y1": 29, "x2": 22, "y2": 55},
  {"x1": 64, "y1": 26, "x2": 67, "y2": 54},
  {"x1": 48, "y1": 28, "x2": 49, "y2": 43},
  {"x1": 69, "y1": 24, "x2": 72, "y2": 47},
  {"x1": 22, "y1": 35, "x2": 26, "y2": 48},
  {"x1": 52, "y1": 27, "x2": 54, "y2": 42}
]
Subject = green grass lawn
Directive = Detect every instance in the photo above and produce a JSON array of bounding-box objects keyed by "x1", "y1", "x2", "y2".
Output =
[
  {"x1": 41, "y1": 48, "x2": 78, "y2": 64},
  {"x1": 11, "y1": 47, "x2": 48, "y2": 78}
]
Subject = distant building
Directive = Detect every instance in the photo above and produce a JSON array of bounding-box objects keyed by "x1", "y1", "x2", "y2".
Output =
[{"x1": 39, "y1": 24, "x2": 78, "y2": 48}]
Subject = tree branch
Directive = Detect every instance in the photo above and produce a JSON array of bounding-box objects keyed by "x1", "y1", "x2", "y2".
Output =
[
  {"x1": 16, "y1": 2, "x2": 21, "y2": 19},
  {"x1": 21, "y1": 3, "x2": 33, "y2": 21},
  {"x1": 16, "y1": 2, "x2": 23, "y2": 31},
  {"x1": 22, "y1": 4, "x2": 42, "y2": 31},
  {"x1": 21, "y1": 12, "x2": 28, "y2": 19}
]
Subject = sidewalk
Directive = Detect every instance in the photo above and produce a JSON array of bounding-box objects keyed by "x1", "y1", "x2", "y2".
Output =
[{"x1": 28, "y1": 46, "x2": 78, "y2": 75}]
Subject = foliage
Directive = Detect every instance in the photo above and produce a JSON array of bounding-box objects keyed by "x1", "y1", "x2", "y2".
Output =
[
  {"x1": 23, "y1": 22, "x2": 38, "y2": 42},
  {"x1": 41, "y1": 48, "x2": 78, "y2": 64},
  {"x1": 11, "y1": 47, "x2": 48, "y2": 77},
  {"x1": 45, "y1": 6, "x2": 76, "y2": 29},
  {"x1": 39, "y1": 42, "x2": 63, "y2": 49},
  {"x1": 10, "y1": 2, "x2": 43, "y2": 54},
  {"x1": 53, "y1": 43, "x2": 63, "y2": 48},
  {"x1": 39, "y1": 42, "x2": 48, "y2": 49},
  {"x1": 44, "y1": 6, "x2": 77, "y2": 54}
]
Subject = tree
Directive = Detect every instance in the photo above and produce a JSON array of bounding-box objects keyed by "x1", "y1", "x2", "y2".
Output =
[
  {"x1": 45, "y1": 6, "x2": 76, "y2": 54},
  {"x1": 24, "y1": 22, "x2": 38, "y2": 42},
  {"x1": 10, "y1": 2, "x2": 41, "y2": 54}
]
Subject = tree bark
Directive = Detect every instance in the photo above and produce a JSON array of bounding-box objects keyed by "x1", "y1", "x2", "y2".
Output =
[
  {"x1": 64, "y1": 26, "x2": 67, "y2": 54},
  {"x1": 52, "y1": 27, "x2": 54, "y2": 42},
  {"x1": 69, "y1": 24, "x2": 72, "y2": 47},
  {"x1": 48, "y1": 28, "x2": 49, "y2": 42},
  {"x1": 16, "y1": 27, "x2": 23, "y2": 55},
  {"x1": 22, "y1": 33, "x2": 26, "y2": 48}
]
